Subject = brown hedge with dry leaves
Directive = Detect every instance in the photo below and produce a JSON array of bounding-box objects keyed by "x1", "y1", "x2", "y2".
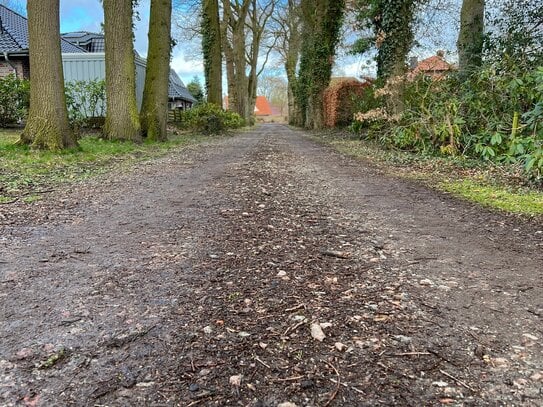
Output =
[{"x1": 323, "y1": 79, "x2": 370, "y2": 127}]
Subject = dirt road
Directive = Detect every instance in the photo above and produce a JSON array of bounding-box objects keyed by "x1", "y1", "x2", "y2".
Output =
[{"x1": 1, "y1": 124, "x2": 542, "y2": 406}]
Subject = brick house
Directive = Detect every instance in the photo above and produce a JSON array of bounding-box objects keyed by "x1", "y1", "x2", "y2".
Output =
[
  {"x1": 223, "y1": 95, "x2": 274, "y2": 116},
  {"x1": 409, "y1": 51, "x2": 456, "y2": 79}
]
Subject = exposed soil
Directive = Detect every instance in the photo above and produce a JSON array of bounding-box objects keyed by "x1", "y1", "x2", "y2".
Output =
[{"x1": 1, "y1": 124, "x2": 542, "y2": 406}]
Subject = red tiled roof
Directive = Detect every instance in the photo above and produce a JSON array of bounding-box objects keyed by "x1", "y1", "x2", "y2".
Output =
[
  {"x1": 254, "y1": 96, "x2": 272, "y2": 116},
  {"x1": 413, "y1": 55, "x2": 453, "y2": 74},
  {"x1": 223, "y1": 96, "x2": 273, "y2": 116}
]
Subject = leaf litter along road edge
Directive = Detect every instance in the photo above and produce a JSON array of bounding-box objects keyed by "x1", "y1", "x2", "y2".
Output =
[{"x1": 0, "y1": 124, "x2": 542, "y2": 406}]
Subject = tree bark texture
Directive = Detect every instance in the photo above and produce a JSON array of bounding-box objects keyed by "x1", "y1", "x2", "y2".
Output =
[
  {"x1": 295, "y1": 0, "x2": 344, "y2": 129},
  {"x1": 20, "y1": 0, "x2": 76, "y2": 150},
  {"x1": 374, "y1": 0, "x2": 415, "y2": 80},
  {"x1": 247, "y1": 0, "x2": 275, "y2": 121},
  {"x1": 140, "y1": 0, "x2": 172, "y2": 142},
  {"x1": 232, "y1": 25, "x2": 249, "y2": 120},
  {"x1": 457, "y1": 0, "x2": 485, "y2": 75},
  {"x1": 103, "y1": 0, "x2": 141, "y2": 142},
  {"x1": 285, "y1": 0, "x2": 301, "y2": 126},
  {"x1": 202, "y1": 0, "x2": 223, "y2": 106},
  {"x1": 221, "y1": 1, "x2": 237, "y2": 113},
  {"x1": 222, "y1": 0, "x2": 251, "y2": 122}
]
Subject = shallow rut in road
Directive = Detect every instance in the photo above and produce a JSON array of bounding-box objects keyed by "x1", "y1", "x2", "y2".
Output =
[{"x1": 1, "y1": 124, "x2": 542, "y2": 406}]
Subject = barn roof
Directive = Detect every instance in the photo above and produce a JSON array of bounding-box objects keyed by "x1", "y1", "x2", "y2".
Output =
[
  {"x1": 168, "y1": 69, "x2": 197, "y2": 103},
  {"x1": 0, "y1": 5, "x2": 86, "y2": 54}
]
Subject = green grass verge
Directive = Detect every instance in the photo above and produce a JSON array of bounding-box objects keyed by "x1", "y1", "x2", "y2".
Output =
[
  {"x1": 311, "y1": 131, "x2": 543, "y2": 217},
  {"x1": 440, "y1": 180, "x2": 543, "y2": 215},
  {"x1": 0, "y1": 128, "x2": 208, "y2": 202}
]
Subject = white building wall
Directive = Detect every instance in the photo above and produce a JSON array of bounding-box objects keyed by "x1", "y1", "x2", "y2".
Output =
[{"x1": 62, "y1": 53, "x2": 147, "y2": 110}]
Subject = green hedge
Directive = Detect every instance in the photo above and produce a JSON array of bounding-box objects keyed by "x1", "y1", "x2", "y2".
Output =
[
  {"x1": 177, "y1": 103, "x2": 245, "y2": 134},
  {"x1": 0, "y1": 74, "x2": 29, "y2": 127},
  {"x1": 351, "y1": 66, "x2": 543, "y2": 182}
]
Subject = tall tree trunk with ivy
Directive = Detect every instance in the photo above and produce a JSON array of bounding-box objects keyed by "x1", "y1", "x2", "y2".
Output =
[
  {"x1": 374, "y1": 1, "x2": 415, "y2": 79},
  {"x1": 295, "y1": 0, "x2": 344, "y2": 129},
  {"x1": 140, "y1": 0, "x2": 172, "y2": 142},
  {"x1": 457, "y1": 0, "x2": 485, "y2": 75},
  {"x1": 20, "y1": 0, "x2": 77, "y2": 150},
  {"x1": 285, "y1": 0, "x2": 301, "y2": 126},
  {"x1": 202, "y1": 0, "x2": 223, "y2": 106},
  {"x1": 103, "y1": 0, "x2": 141, "y2": 142},
  {"x1": 371, "y1": 0, "x2": 416, "y2": 114}
]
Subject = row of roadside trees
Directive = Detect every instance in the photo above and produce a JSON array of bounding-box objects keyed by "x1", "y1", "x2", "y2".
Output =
[
  {"x1": 198, "y1": 0, "x2": 344, "y2": 129},
  {"x1": 19, "y1": 0, "x2": 173, "y2": 151}
]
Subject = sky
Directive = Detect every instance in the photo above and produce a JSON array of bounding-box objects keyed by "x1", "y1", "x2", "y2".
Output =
[
  {"x1": 5, "y1": 0, "x2": 204, "y2": 85},
  {"x1": 3, "y1": 0, "x2": 461, "y2": 85}
]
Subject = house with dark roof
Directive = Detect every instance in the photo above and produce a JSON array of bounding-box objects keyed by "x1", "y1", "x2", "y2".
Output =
[
  {"x1": 60, "y1": 32, "x2": 196, "y2": 110},
  {"x1": 168, "y1": 69, "x2": 197, "y2": 110},
  {"x1": 0, "y1": 5, "x2": 196, "y2": 111},
  {"x1": 0, "y1": 4, "x2": 84, "y2": 79},
  {"x1": 61, "y1": 31, "x2": 105, "y2": 53}
]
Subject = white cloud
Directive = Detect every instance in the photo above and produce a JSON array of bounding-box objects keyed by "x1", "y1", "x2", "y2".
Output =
[
  {"x1": 171, "y1": 52, "x2": 204, "y2": 84},
  {"x1": 335, "y1": 55, "x2": 377, "y2": 79}
]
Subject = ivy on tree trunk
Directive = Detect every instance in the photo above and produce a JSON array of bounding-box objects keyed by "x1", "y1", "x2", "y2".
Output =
[
  {"x1": 295, "y1": 0, "x2": 344, "y2": 129},
  {"x1": 285, "y1": 0, "x2": 301, "y2": 126},
  {"x1": 457, "y1": 0, "x2": 485, "y2": 75},
  {"x1": 373, "y1": 0, "x2": 416, "y2": 81},
  {"x1": 202, "y1": 0, "x2": 223, "y2": 106}
]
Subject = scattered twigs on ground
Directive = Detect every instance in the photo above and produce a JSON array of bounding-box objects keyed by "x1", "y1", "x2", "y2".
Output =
[
  {"x1": 283, "y1": 319, "x2": 307, "y2": 336},
  {"x1": 324, "y1": 360, "x2": 340, "y2": 407},
  {"x1": 255, "y1": 356, "x2": 271, "y2": 369},
  {"x1": 439, "y1": 369, "x2": 475, "y2": 392}
]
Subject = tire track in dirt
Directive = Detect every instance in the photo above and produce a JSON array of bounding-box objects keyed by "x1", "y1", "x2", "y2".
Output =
[{"x1": 1, "y1": 124, "x2": 542, "y2": 406}]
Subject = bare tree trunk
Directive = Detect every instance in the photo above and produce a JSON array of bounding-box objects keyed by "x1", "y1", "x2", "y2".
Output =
[
  {"x1": 247, "y1": 2, "x2": 259, "y2": 118},
  {"x1": 103, "y1": 0, "x2": 141, "y2": 142},
  {"x1": 247, "y1": 0, "x2": 276, "y2": 122},
  {"x1": 233, "y1": 26, "x2": 249, "y2": 120},
  {"x1": 457, "y1": 0, "x2": 485, "y2": 75},
  {"x1": 20, "y1": 0, "x2": 76, "y2": 150},
  {"x1": 140, "y1": 0, "x2": 172, "y2": 142},
  {"x1": 202, "y1": 0, "x2": 223, "y2": 106},
  {"x1": 223, "y1": 41, "x2": 237, "y2": 111},
  {"x1": 221, "y1": 1, "x2": 237, "y2": 112},
  {"x1": 222, "y1": 0, "x2": 251, "y2": 121}
]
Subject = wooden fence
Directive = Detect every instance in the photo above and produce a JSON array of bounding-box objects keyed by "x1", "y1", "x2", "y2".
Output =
[{"x1": 168, "y1": 109, "x2": 183, "y2": 123}]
